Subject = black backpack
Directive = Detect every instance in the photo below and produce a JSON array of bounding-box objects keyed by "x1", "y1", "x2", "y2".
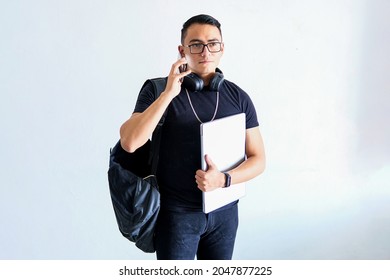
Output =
[{"x1": 108, "y1": 77, "x2": 167, "y2": 253}]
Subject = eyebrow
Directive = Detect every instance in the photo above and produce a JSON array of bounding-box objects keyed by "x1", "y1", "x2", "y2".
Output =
[{"x1": 188, "y1": 38, "x2": 220, "y2": 44}]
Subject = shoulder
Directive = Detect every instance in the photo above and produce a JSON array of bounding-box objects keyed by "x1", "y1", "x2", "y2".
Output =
[
  {"x1": 222, "y1": 79, "x2": 242, "y2": 90},
  {"x1": 139, "y1": 76, "x2": 168, "y2": 97},
  {"x1": 222, "y1": 79, "x2": 250, "y2": 96},
  {"x1": 221, "y1": 79, "x2": 254, "y2": 102},
  {"x1": 147, "y1": 77, "x2": 168, "y2": 91},
  {"x1": 141, "y1": 77, "x2": 167, "y2": 93},
  {"x1": 221, "y1": 79, "x2": 259, "y2": 128},
  {"x1": 133, "y1": 77, "x2": 167, "y2": 114}
]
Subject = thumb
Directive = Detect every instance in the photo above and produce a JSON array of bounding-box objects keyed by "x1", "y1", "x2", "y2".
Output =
[{"x1": 205, "y1": 154, "x2": 216, "y2": 170}]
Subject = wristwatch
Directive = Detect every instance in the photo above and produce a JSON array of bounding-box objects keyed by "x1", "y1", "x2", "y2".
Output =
[{"x1": 223, "y1": 172, "x2": 231, "y2": 188}]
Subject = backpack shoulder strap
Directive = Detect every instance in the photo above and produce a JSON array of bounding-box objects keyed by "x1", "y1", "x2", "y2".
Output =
[
  {"x1": 149, "y1": 77, "x2": 168, "y2": 125},
  {"x1": 147, "y1": 77, "x2": 168, "y2": 174},
  {"x1": 150, "y1": 77, "x2": 167, "y2": 98}
]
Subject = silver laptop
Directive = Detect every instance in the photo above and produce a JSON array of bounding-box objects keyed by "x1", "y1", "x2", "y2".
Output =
[{"x1": 200, "y1": 113, "x2": 246, "y2": 213}]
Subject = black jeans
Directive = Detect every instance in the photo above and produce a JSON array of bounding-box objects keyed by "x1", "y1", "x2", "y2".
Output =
[{"x1": 155, "y1": 204, "x2": 238, "y2": 260}]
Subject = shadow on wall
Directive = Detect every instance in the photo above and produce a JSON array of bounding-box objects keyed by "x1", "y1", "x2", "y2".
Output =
[{"x1": 356, "y1": 0, "x2": 390, "y2": 172}]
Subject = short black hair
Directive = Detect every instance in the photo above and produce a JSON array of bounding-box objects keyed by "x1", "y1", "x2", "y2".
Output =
[{"x1": 181, "y1": 14, "x2": 222, "y2": 44}]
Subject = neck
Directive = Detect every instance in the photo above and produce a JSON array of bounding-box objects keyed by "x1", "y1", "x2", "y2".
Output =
[{"x1": 198, "y1": 72, "x2": 215, "y2": 86}]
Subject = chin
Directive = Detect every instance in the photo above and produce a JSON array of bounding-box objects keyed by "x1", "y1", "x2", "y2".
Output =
[{"x1": 195, "y1": 65, "x2": 217, "y2": 76}]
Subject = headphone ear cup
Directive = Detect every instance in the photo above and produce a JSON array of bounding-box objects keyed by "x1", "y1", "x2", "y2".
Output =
[
  {"x1": 182, "y1": 73, "x2": 204, "y2": 92},
  {"x1": 209, "y1": 72, "x2": 224, "y2": 91}
]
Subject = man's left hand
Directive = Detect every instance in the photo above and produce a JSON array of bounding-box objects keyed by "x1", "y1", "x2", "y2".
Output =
[{"x1": 195, "y1": 155, "x2": 225, "y2": 192}]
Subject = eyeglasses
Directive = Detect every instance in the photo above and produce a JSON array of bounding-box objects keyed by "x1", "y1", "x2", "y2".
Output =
[{"x1": 184, "y1": 42, "x2": 222, "y2": 54}]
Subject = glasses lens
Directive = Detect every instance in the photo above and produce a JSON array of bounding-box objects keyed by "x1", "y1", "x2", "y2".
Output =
[
  {"x1": 207, "y1": 42, "x2": 221, "y2": 53},
  {"x1": 190, "y1": 44, "x2": 204, "y2": 54}
]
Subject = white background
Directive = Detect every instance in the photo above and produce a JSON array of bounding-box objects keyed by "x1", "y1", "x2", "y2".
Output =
[{"x1": 1, "y1": 0, "x2": 389, "y2": 260}]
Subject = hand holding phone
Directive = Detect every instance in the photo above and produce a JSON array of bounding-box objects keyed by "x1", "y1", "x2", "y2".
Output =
[{"x1": 165, "y1": 57, "x2": 190, "y2": 98}]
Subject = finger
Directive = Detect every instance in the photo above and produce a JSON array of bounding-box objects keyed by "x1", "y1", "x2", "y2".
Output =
[
  {"x1": 173, "y1": 57, "x2": 187, "y2": 71},
  {"x1": 204, "y1": 154, "x2": 216, "y2": 170},
  {"x1": 177, "y1": 56, "x2": 187, "y2": 64},
  {"x1": 169, "y1": 58, "x2": 185, "y2": 75},
  {"x1": 178, "y1": 68, "x2": 191, "y2": 78},
  {"x1": 196, "y1": 170, "x2": 206, "y2": 177}
]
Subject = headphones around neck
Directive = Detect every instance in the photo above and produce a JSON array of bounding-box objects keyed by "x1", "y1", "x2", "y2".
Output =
[{"x1": 182, "y1": 69, "x2": 224, "y2": 92}]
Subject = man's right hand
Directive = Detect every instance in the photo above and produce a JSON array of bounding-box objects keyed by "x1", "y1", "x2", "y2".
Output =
[{"x1": 164, "y1": 57, "x2": 191, "y2": 98}]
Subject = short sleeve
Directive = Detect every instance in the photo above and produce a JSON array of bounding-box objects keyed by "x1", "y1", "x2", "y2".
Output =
[
  {"x1": 133, "y1": 81, "x2": 156, "y2": 114},
  {"x1": 241, "y1": 90, "x2": 259, "y2": 129}
]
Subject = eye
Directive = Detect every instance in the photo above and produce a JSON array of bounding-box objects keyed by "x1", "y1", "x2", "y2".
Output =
[{"x1": 191, "y1": 43, "x2": 203, "y2": 49}]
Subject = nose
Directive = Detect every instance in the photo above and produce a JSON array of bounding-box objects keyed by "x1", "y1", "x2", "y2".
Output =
[{"x1": 201, "y1": 44, "x2": 211, "y2": 56}]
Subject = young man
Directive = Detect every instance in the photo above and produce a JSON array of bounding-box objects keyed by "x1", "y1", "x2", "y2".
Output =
[{"x1": 120, "y1": 14, "x2": 266, "y2": 260}]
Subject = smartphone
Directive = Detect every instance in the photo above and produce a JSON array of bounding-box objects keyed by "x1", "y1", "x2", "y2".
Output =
[{"x1": 179, "y1": 62, "x2": 187, "y2": 73}]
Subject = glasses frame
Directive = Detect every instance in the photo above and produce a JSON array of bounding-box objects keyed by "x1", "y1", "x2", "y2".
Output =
[{"x1": 184, "y1": 42, "x2": 223, "y2": 54}]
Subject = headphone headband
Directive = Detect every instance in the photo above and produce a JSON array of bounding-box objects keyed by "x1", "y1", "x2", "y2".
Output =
[{"x1": 182, "y1": 69, "x2": 224, "y2": 92}]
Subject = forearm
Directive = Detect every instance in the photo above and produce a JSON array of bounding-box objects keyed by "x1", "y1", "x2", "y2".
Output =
[
  {"x1": 120, "y1": 91, "x2": 174, "y2": 153},
  {"x1": 227, "y1": 154, "x2": 265, "y2": 185}
]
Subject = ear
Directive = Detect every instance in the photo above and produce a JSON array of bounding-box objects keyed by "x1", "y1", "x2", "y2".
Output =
[
  {"x1": 178, "y1": 45, "x2": 185, "y2": 57},
  {"x1": 220, "y1": 42, "x2": 225, "y2": 54}
]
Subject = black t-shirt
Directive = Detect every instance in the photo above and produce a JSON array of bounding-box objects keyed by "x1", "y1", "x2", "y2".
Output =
[{"x1": 133, "y1": 78, "x2": 259, "y2": 212}]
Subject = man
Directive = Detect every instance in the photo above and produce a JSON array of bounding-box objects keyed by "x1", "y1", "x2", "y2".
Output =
[{"x1": 120, "y1": 14, "x2": 265, "y2": 260}]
